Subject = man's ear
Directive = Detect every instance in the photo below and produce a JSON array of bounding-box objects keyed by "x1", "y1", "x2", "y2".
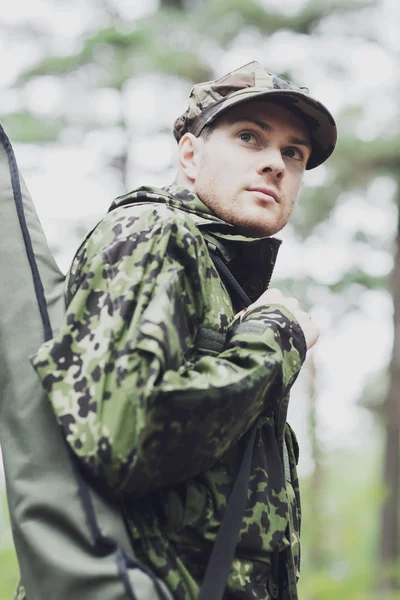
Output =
[{"x1": 178, "y1": 133, "x2": 204, "y2": 183}]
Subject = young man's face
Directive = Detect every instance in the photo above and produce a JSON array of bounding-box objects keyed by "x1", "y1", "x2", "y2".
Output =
[{"x1": 184, "y1": 100, "x2": 311, "y2": 237}]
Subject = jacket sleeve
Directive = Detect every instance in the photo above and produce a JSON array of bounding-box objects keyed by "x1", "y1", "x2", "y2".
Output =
[{"x1": 31, "y1": 204, "x2": 306, "y2": 497}]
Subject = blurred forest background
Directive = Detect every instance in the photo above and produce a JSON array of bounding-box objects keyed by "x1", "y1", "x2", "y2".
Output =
[{"x1": 1, "y1": 0, "x2": 400, "y2": 598}]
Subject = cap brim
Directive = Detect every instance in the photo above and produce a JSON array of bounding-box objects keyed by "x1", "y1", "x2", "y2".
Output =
[{"x1": 191, "y1": 88, "x2": 337, "y2": 170}]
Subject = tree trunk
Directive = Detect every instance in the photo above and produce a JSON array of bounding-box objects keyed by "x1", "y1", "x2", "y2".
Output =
[{"x1": 379, "y1": 206, "x2": 400, "y2": 590}]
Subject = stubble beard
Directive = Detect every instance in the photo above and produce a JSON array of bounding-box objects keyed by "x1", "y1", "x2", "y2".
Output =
[
  {"x1": 194, "y1": 155, "x2": 300, "y2": 237},
  {"x1": 197, "y1": 181, "x2": 297, "y2": 238}
]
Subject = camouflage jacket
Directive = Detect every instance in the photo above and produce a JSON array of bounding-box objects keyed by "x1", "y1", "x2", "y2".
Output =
[{"x1": 32, "y1": 185, "x2": 307, "y2": 600}]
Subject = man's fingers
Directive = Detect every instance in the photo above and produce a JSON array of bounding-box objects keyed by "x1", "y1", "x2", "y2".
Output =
[
  {"x1": 239, "y1": 288, "x2": 319, "y2": 350},
  {"x1": 295, "y1": 311, "x2": 319, "y2": 350}
]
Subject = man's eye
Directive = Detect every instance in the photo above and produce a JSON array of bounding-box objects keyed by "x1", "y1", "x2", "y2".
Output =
[
  {"x1": 239, "y1": 132, "x2": 256, "y2": 143},
  {"x1": 283, "y1": 147, "x2": 303, "y2": 161}
]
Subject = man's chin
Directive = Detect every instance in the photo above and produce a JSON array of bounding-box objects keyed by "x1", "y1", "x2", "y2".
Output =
[{"x1": 236, "y1": 221, "x2": 283, "y2": 238}]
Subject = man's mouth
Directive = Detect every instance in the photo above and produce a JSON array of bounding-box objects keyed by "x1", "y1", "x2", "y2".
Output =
[{"x1": 247, "y1": 187, "x2": 279, "y2": 203}]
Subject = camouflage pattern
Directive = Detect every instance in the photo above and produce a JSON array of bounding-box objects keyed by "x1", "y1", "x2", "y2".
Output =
[
  {"x1": 32, "y1": 185, "x2": 307, "y2": 599},
  {"x1": 173, "y1": 61, "x2": 337, "y2": 170}
]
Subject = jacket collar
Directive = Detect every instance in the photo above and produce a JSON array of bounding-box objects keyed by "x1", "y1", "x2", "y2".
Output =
[{"x1": 110, "y1": 185, "x2": 282, "y2": 302}]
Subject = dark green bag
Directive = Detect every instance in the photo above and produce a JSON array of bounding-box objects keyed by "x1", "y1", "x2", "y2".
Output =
[{"x1": 0, "y1": 125, "x2": 173, "y2": 600}]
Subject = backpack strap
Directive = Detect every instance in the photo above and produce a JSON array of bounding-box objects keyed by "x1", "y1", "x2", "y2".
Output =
[
  {"x1": 203, "y1": 247, "x2": 293, "y2": 600},
  {"x1": 209, "y1": 250, "x2": 252, "y2": 310},
  {"x1": 198, "y1": 248, "x2": 256, "y2": 600},
  {"x1": 198, "y1": 421, "x2": 258, "y2": 600}
]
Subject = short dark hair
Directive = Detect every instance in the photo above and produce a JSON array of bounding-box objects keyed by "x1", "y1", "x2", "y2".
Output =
[{"x1": 198, "y1": 122, "x2": 215, "y2": 141}]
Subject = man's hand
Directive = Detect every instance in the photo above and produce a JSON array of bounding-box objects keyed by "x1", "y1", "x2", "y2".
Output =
[{"x1": 240, "y1": 288, "x2": 319, "y2": 350}]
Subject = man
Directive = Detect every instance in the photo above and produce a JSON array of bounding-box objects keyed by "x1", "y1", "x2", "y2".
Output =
[{"x1": 32, "y1": 62, "x2": 337, "y2": 599}]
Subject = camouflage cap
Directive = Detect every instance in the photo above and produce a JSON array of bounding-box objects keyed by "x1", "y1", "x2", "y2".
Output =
[{"x1": 173, "y1": 61, "x2": 337, "y2": 170}]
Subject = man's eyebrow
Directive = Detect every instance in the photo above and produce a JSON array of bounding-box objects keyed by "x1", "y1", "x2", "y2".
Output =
[
  {"x1": 288, "y1": 136, "x2": 312, "y2": 152},
  {"x1": 235, "y1": 118, "x2": 312, "y2": 152},
  {"x1": 237, "y1": 118, "x2": 272, "y2": 132}
]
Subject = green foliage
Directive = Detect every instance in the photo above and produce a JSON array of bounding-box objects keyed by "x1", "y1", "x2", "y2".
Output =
[
  {"x1": 17, "y1": 15, "x2": 212, "y2": 90},
  {"x1": 0, "y1": 547, "x2": 19, "y2": 600},
  {"x1": 1, "y1": 490, "x2": 18, "y2": 600},
  {"x1": 19, "y1": 54, "x2": 86, "y2": 79},
  {"x1": 291, "y1": 182, "x2": 342, "y2": 238},
  {"x1": 16, "y1": 0, "x2": 376, "y2": 90},
  {"x1": 0, "y1": 112, "x2": 65, "y2": 143},
  {"x1": 84, "y1": 26, "x2": 148, "y2": 50},
  {"x1": 201, "y1": 0, "x2": 287, "y2": 44},
  {"x1": 201, "y1": 0, "x2": 374, "y2": 43},
  {"x1": 333, "y1": 136, "x2": 400, "y2": 187},
  {"x1": 293, "y1": 0, "x2": 375, "y2": 34},
  {"x1": 298, "y1": 442, "x2": 392, "y2": 599},
  {"x1": 328, "y1": 268, "x2": 389, "y2": 293},
  {"x1": 20, "y1": 28, "x2": 147, "y2": 81}
]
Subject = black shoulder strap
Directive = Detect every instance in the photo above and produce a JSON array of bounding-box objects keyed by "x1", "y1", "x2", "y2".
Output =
[
  {"x1": 209, "y1": 250, "x2": 252, "y2": 310},
  {"x1": 198, "y1": 423, "x2": 258, "y2": 600},
  {"x1": 204, "y1": 248, "x2": 295, "y2": 600},
  {"x1": 198, "y1": 249, "x2": 256, "y2": 600}
]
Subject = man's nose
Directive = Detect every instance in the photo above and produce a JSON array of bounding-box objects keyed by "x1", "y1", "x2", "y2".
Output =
[{"x1": 257, "y1": 148, "x2": 285, "y2": 180}]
